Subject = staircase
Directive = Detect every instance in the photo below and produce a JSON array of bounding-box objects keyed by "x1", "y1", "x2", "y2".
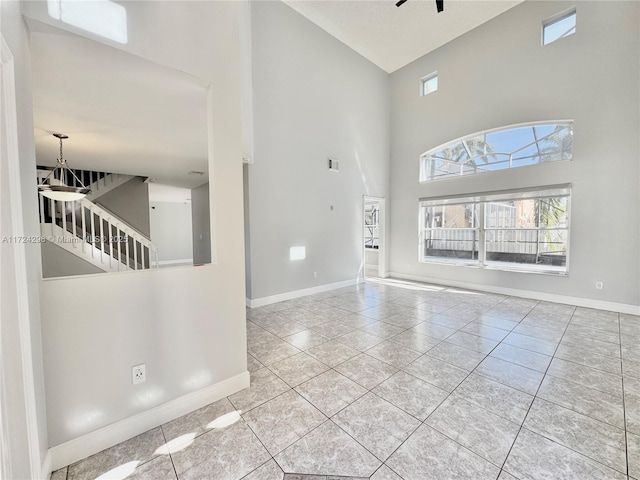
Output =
[
  {"x1": 37, "y1": 167, "x2": 134, "y2": 202},
  {"x1": 38, "y1": 167, "x2": 158, "y2": 273}
]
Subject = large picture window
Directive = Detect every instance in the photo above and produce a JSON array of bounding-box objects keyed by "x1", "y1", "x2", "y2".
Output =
[
  {"x1": 419, "y1": 122, "x2": 573, "y2": 182},
  {"x1": 422, "y1": 203, "x2": 479, "y2": 261},
  {"x1": 419, "y1": 186, "x2": 570, "y2": 274}
]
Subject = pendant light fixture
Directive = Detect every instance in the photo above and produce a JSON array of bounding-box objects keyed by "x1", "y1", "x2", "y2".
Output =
[{"x1": 38, "y1": 133, "x2": 91, "y2": 201}]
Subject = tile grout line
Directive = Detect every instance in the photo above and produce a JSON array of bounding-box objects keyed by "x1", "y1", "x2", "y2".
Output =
[
  {"x1": 362, "y1": 293, "x2": 540, "y2": 475},
  {"x1": 252, "y1": 300, "x2": 628, "y2": 476},
  {"x1": 242, "y1": 355, "x2": 386, "y2": 477},
  {"x1": 495, "y1": 304, "x2": 575, "y2": 476},
  {"x1": 403, "y1": 296, "x2": 537, "y2": 473},
  {"x1": 340, "y1": 294, "x2": 536, "y2": 474},
  {"x1": 248, "y1": 290, "x2": 507, "y2": 478},
  {"x1": 618, "y1": 311, "x2": 630, "y2": 478},
  {"x1": 410, "y1": 305, "x2": 538, "y2": 399},
  {"x1": 500, "y1": 307, "x2": 631, "y2": 477},
  {"x1": 247, "y1": 285, "x2": 633, "y2": 480},
  {"x1": 159, "y1": 424, "x2": 181, "y2": 480}
]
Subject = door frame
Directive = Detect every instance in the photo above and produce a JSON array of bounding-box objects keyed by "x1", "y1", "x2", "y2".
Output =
[
  {"x1": 1, "y1": 34, "x2": 43, "y2": 480},
  {"x1": 363, "y1": 196, "x2": 389, "y2": 279}
]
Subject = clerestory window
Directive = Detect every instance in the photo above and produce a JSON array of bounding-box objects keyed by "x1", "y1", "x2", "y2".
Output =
[
  {"x1": 421, "y1": 72, "x2": 438, "y2": 96},
  {"x1": 543, "y1": 10, "x2": 577, "y2": 46},
  {"x1": 47, "y1": 0, "x2": 128, "y2": 44},
  {"x1": 419, "y1": 122, "x2": 573, "y2": 182}
]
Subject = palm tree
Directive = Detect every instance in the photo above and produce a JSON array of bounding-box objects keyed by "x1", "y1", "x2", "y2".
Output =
[
  {"x1": 535, "y1": 197, "x2": 568, "y2": 261},
  {"x1": 537, "y1": 124, "x2": 573, "y2": 163},
  {"x1": 430, "y1": 135, "x2": 496, "y2": 177}
]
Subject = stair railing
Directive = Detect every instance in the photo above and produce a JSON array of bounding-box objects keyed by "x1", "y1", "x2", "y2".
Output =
[
  {"x1": 39, "y1": 194, "x2": 158, "y2": 272},
  {"x1": 37, "y1": 167, "x2": 129, "y2": 196}
]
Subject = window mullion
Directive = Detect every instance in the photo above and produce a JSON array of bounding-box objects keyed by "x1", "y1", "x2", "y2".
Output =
[{"x1": 478, "y1": 203, "x2": 486, "y2": 266}]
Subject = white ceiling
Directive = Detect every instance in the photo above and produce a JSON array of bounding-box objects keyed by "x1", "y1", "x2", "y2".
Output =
[
  {"x1": 283, "y1": 0, "x2": 524, "y2": 73},
  {"x1": 29, "y1": 22, "x2": 209, "y2": 189},
  {"x1": 28, "y1": 0, "x2": 523, "y2": 188}
]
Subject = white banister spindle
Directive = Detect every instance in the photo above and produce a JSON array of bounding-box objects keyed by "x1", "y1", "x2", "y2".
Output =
[
  {"x1": 133, "y1": 237, "x2": 138, "y2": 270},
  {"x1": 39, "y1": 193, "x2": 45, "y2": 224},
  {"x1": 90, "y1": 208, "x2": 96, "y2": 259},
  {"x1": 61, "y1": 201, "x2": 67, "y2": 233},
  {"x1": 106, "y1": 220, "x2": 111, "y2": 257},
  {"x1": 108, "y1": 222, "x2": 113, "y2": 269},
  {"x1": 99, "y1": 217, "x2": 104, "y2": 264},
  {"x1": 81, "y1": 204, "x2": 86, "y2": 254},
  {"x1": 125, "y1": 235, "x2": 130, "y2": 269},
  {"x1": 117, "y1": 225, "x2": 122, "y2": 271},
  {"x1": 71, "y1": 201, "x2": 77, "y2": 247},
  {"x1": 39, "y1": 189, "x2": 158, "y2": 273}
]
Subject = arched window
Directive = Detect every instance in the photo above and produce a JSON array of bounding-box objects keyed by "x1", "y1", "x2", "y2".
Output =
[{"x1": 419, "y1": 122, "x2": 573, "y2": 182}]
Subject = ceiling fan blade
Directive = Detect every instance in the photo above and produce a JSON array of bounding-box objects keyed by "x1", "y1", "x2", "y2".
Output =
[
  {"x1": 395, "y1": 0, "x2": 408, "y2": 7},
  {"x1": 436, "y1": 0, "x2": 444, "y2": 12}
]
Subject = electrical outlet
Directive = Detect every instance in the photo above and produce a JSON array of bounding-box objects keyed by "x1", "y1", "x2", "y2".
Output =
[
  {"x1": 595, "y1": 281, "x2": 604, "y2": 290},
  {"x1": 313, "y1": 271, "x2": 318, "y2": 279},
  {"x1": 132, "y1": 364, "x2": 146, "y2": 385}
]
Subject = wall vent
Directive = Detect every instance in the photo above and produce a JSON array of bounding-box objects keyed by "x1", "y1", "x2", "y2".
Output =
[{"x1": 328, "y1": 158, "x2": 339, "y2": 172}]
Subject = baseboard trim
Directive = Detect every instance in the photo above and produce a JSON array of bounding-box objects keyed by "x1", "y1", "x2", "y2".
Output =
[
  {"x1": 389, "y1": 272, "x2": 640, "y2": 315},
  {"x1": 47, "y1": 371, "x2": 250, "y2": 472},
  {"x1": 247, "y1": 278, "x2": 362, "y2": 308}
]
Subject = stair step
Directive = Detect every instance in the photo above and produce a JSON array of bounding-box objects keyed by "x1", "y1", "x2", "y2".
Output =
[{"x1": 38, "y1": 183, "x2": 157, "y2": 274}]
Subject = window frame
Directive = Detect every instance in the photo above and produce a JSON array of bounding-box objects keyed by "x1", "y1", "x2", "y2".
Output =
[
  {"x1": 47, "y1": 0, "x2": 128, "y2": 44},
  {"x1": 421, "y1": 202, "x2": 480, "y2": 265},
  {"x1": 418, "y1": 186, "x2": 571, "y2": 275},
  {"x1": 419, "y1": 121, "x2": 574, "y2": 183},
  {"x1": 420, "y1": 72, "x2": 438, "y2": 97},
  {"x1": 364, "y1": 203, "x2": 380, "y2": 250},
  {"x1": 542, "y1": 8, "x2": 577, "y2": 46}
]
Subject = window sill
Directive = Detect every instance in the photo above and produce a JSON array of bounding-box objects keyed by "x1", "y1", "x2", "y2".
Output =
[{"x1": 419, "y1": 258, "x2": 568, "y2": 276}]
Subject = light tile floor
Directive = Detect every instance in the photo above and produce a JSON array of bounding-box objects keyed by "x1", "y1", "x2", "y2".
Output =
[{"x1": 52, "y1": 278, "x2": 640, "y2": 480}]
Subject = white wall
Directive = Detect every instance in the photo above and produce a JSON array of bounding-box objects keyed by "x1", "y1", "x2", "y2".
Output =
[
  {"x1": 389, "y1": 1, "x2": 640, "y2": 309},
  {"x1": 97, "y1": 177, "x2": 150, "y2": 237},
  {"x1": 150, "y1": 201, "x2": 193, "y2": 264},
  {"x1": 246, "y1": 1, "x2": 390, "y2": 300},
  {"x1": 25, "y1": 0, "x2": 248, "y2": 456},
  {"x1": 41, "y1": 241, "x2": 104, "y2": 278},
  {"x1": 1, "y1": 1, "x2": 49, "y2": 475}
]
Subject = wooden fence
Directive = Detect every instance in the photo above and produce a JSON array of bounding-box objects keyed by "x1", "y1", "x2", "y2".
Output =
[{"x1": 425, "y1": 228, "x2": 566, "y2": 255}]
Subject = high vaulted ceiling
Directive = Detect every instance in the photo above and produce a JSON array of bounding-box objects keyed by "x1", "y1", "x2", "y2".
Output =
[
  {"x1": 29, "y1": 21, "x2": 209, "y2": 189},
  {"x1": 27, "y1": 0, "x2": 524, "y2": 189},
  {"x1": 283, "y1": 0, "x2": 524, "y2": 73}
]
